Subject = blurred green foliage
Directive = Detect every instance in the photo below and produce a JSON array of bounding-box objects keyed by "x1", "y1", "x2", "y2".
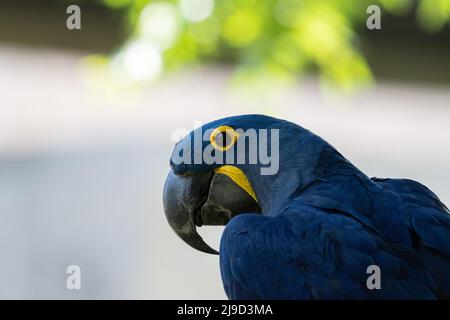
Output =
[{"x1": 97, "y1": 0, "x2": 450, "y2": 90}]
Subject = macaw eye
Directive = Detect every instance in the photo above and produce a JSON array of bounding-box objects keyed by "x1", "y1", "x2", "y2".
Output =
[{"x1": 210, "y1": 126, "x2": 239, "y2": 151}]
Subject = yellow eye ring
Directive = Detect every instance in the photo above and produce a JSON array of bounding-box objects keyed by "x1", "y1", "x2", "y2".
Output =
[{"x1": 210, "y1": 126, "x2": 239, "y2": 151}]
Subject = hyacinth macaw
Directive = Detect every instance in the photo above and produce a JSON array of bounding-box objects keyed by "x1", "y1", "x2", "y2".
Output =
[{"x1": 163, "y1": 115, "x2": 450, "y2": 299}]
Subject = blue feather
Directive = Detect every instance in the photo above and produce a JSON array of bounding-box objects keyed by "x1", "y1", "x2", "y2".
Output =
[{"x1": 176, "y1": 115, "x2": 450, "y2": 299}]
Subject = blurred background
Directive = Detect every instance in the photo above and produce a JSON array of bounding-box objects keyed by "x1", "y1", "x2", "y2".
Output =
[{"x1": 0, "y1": 0, "x2": 449, "y2": 299}]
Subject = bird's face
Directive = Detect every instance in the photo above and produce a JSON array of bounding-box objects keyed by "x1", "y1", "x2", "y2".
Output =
[
  {"x1": 163, "y1": 115, "x2": 282, "y2": 254},
  {"x1": 163, "y1": 115, "x2": 352, "y2": 255}
]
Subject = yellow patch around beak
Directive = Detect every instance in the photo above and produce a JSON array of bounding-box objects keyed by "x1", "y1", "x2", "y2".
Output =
[{"x1": 214, "y1": 165, "x2": 257, "y2": 202}]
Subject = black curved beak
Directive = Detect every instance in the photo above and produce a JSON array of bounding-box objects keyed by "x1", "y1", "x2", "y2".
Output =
[{"x1": 163, "y1": 170, "x2": 260, "y2": 255}]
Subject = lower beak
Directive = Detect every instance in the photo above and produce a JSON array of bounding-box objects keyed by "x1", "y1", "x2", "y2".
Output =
[{"x1": 163, "y1": 169, "x2": 260, "y2": 255}]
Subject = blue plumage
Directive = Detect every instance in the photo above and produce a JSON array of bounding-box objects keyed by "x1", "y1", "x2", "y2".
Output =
[{"x1": 172, "y1": 114, "x2": 450, "y2": 299}]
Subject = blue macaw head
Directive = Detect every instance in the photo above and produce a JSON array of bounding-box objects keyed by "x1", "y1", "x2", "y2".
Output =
[
  {"x1": 163, "y1": 114, "x2": 348, "y2": 254},
  {"x1": 169, "y1": 114, "x2": 286, "y2": 175}
]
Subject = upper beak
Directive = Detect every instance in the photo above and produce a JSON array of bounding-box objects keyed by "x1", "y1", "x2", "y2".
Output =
[
  {"x1": 163, "y1": 168, "x2": 260, "y2": 255},
  {"x1": 163, "y1": 170, "x2": 217, "y2": 254}
]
